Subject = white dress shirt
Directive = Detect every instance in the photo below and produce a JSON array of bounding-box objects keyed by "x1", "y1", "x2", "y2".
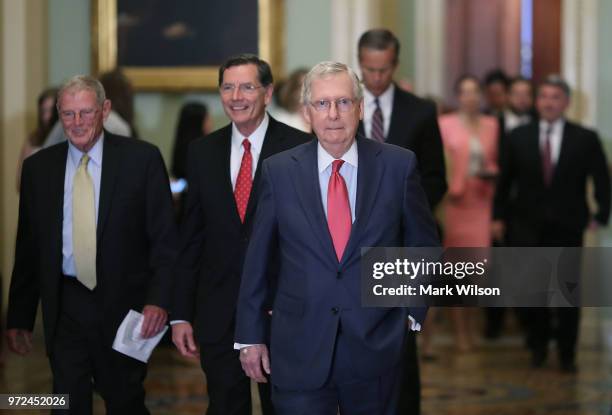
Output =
[
  {"x1": 363, "y1": 84, "x2": 395, "y2": 139},
  {"x1": 503, "y1": 109, "x2": 531, "y2": 133},
  {"x1": 62, "y1": 134, "x2": 104, "y2": 277},
  {"x1": 539, "y1": 118, "x2": 564, "y2": 164}
]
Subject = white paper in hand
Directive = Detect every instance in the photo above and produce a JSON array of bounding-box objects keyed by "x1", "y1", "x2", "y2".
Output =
[{"x1": 112, "y1": 309, "x2": 168, "y2": 362}]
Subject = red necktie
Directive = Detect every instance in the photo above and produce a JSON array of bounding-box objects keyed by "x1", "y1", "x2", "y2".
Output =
[
  {"x1": 234, "y1": 139, "x2": 252, "y2": 223},
  {"x1": 327, "y1": 160, "x2": 351, "y2": 261},
  {"x1": 542, "y1": 126, "x2": 553, "y2": 186},
  {"x1": 371, "y1": 97, "x2": 385, "y2": 142}
]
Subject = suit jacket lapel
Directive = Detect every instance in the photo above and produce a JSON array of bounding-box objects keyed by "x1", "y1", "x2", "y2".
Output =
[
  {"x1": 528, "y1": 124, "x2": 546, "y2": 188},
  {"x1": 386, "y1": 87, "x2": 403, "y2": 145},
  {"x1": 49, "y1": 143, "x2": 68, "y2": 271},
  {"x1": 213, "y1": 126, "x2": 243, "y2": 229},
  {"x1": 553, "y1": 121, "x2": 573, "y2": 186},
  {"x1": 341, "y1": 138, "x2": 384, "y2": 264},
  {"x1": 97, "y1": 133, "x2": 121, "y2": 241},
  {"x1": 245, "y1": 116, "x2": 281, "y2": 223},
  {"x1": 290, "y1": 140, "x2": 337, "y2": 264}
]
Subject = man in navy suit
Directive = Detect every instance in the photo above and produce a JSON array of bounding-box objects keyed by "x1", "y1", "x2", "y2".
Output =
[{"x1": 234, "y1": 62, "x2": 439, "y2": 414}]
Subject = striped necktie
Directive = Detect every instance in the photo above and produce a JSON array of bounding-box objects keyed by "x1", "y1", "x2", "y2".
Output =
[{"x1": 371, "y1": 97, "x2": 385, "y2": 142}]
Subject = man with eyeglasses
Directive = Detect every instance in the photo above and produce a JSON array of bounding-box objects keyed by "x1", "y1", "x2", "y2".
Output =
[
  {"x1": 235, "y1": 61, "x2": 438, "y2": 414},
  {"x1": 171, "y1": 54, "x2": 311, "y2": 415},
  {"x1": 7, "y1": 75, "x2": 177, "y2": 413}
]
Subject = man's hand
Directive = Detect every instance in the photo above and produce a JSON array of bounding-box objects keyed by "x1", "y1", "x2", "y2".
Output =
[
  {"x1": 239, "y1": 344, "x2": 270, "y2": 383},
  {"x1": 171, "y1": 322, "x2": 199, "y2": 358},
  {"x1": 6, "y1": 329, "x2": 33, "y2": 355},
  {"x1": 141, "y1": 305, "x2": 168, "y2": 338},
  {"x1": 491, "y1": 220, "x2": 505, "y2": 242}
]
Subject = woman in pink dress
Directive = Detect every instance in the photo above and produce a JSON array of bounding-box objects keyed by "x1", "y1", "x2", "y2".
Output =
[{"x1": 439, "y1": 75, "x2": 499, "y2": 351}]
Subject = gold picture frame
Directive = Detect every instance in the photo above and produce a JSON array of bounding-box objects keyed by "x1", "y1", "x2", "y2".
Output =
[{"x1": 92, "y1": 0, "x2": 285, "y2": 91}]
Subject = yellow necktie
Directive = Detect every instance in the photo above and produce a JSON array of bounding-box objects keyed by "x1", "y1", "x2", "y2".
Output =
[{"x1": 72, "y1": 154, "x2": 97, "y2": 290}]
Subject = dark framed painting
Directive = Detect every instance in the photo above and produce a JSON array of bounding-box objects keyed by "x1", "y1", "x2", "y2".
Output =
[{"x1": 92, "y1": 0, "x2": 285, "y2": 91}]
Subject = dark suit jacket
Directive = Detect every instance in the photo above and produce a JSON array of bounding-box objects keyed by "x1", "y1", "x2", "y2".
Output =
[
  {"x1": 496, "y1": 111, "x2": 536, "y2": 164},
  {"x1": 235, "y1": 138, "x2": 439, "y2": 390},
  {"x1": 358, "y1": 86, "x2": 447, "y2": 208},
  {"x1": 172, "y1": 116, "x2": 312, "y2": 344},
  {"x1": 493, "y1": 120, "x2": 611, "y2": 243},
  {"x1": 7, "y1": 132, "x2": 178, "y2": 355}
]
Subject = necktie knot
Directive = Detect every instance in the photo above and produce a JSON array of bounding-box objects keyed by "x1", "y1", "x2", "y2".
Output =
[
  {"x1": 545, "y1": 125, "x2": 553, "y2": 137},
  {"x1": 332, "y1": 159, "x2": 344, "y2": 174},
  {"x1": 242, "y1": 138, "x2": 251, "y2": 152},
  {"x1": 374, "y1": 97, "x2": 381, "y2": 109},
  {"x1": 79, "y1": 154, "x2": 90, "y2": 168}
]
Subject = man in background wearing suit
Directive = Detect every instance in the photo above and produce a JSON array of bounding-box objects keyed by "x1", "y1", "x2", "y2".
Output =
[
  {"x1": 495, "y1": 77, "x2": 535, "y2": 164},
  {"x1": 7, "y1": 75, "x2": 177, "y2": 414},
  {"x1": 357, "y1": 28, "x2": 447, "y2": 414},
  {"x1": 171, "y1": 54, "x2": 311, "y2": 415},
  {"x1": 493, "y1": 75, "x2": 610, "y2": 373},
  {"x1": 235, "y1": 61, "x2": 439, "y2": 414}
]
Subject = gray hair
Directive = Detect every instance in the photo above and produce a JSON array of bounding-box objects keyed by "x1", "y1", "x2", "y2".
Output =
[
  {"x1": 57, "y1": 75, "x2": 107, "y2": 108},
  {"x1": 539, "y1": 74, "x2": 571, "y2": 97},
  {"x1": 301, "y1": 61, "x2": 363, "y2": 105}
]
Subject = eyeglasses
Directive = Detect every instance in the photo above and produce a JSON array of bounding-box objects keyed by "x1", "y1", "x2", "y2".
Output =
[
  {"x1": 59, "y1": 108, "x2": 99, "y2": 122},
  {"x1": 219, "y1": 83, "x2": 264, "y2": 95},
  {"x1": 309, "y1": 98, "x2": 357, "y2": 113}
]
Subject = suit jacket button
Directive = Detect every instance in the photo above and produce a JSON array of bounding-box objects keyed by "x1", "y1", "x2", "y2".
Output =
[
  {"x1": 331, "y1": 307, "x2": 339, "y2": 314},
  {"x1": 336, "y1": 271, "x2": 342, "y2": 279}
]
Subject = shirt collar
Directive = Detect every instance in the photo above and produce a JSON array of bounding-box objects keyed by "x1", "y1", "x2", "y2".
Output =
[
  {"x1": 68, "y1": 132, "x2": 104, "y2": 168},
  {"x1": 231, "y1": 113, "x2": 269, "y2": 153},
  {"x1": 364, "y1": 83, "x2": 395, "y2": 108},
  {"x1": 317, "y1": 139, "x2": 358, "y2": 173},
  {"x1": 539, "y1": 118, "x2": 565, "y2": 135}
]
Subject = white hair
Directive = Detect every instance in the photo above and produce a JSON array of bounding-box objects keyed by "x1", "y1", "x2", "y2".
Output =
[
  {"x1": 57, "y1": 75, "x2": 106, "y2": 108},
  {"x1": 301, "y1": 61, "x2": 363, "y2": 104}
]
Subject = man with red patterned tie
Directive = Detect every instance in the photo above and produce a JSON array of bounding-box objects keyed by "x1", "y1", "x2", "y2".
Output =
[
  {"x1": 171, "y1": 54, "x2": 311, "y2": 415},
  {"x1": 493, "y1": 75, "x2": 610, "y2": 372},
  {"x1": 235, "y1": 61, "x2": 439, "y2": 414}
]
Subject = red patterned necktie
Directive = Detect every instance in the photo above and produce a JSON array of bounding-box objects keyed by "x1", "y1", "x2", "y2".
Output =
[
  {"x1": 542, "y1": 126, "x2": 553, "y2": 186},
  {"x1": 371, "y1": 97, "x2": 385, "y2": 142},
  {"x1": 327, "y1": 159, "x2": 351, "y2": 261},
  {"x1": 234, "y1": 139, "x2": 252, "y2": 223}
]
